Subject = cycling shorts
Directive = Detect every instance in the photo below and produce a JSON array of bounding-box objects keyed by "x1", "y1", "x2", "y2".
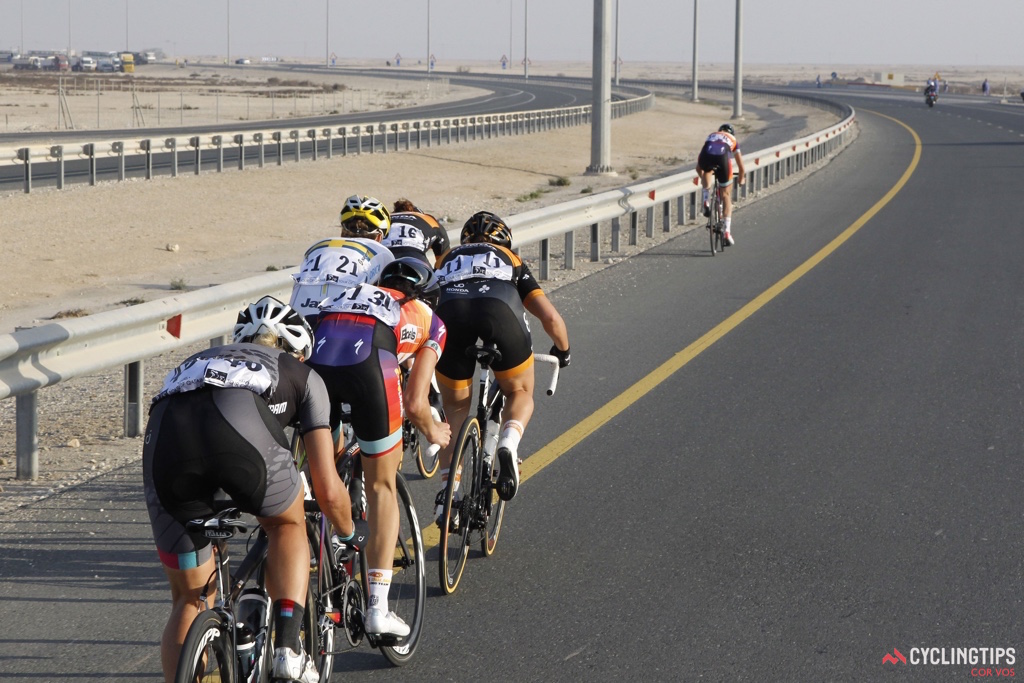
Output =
[
  {"x1": 306, "y1": 318, "x2": 404, "y2": 456},
  {"x1": 697, "y1": 149, "x2": 734, "y2": 186},
  {"x1": 143, "y1": 388, "x2": 303, "y2": 570},
  {"x1": 435, "y1": 282, "x2": 534, "y2": 389}
]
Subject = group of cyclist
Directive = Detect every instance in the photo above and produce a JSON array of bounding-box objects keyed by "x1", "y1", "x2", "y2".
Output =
[{"x1": 142, "y1": 195, "x2": 571, "y2": 682}]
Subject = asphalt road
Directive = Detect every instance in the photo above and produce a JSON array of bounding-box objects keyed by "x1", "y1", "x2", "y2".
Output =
[{"x1": 1, "y1": 89, "x2": 1023, "y2": 681}]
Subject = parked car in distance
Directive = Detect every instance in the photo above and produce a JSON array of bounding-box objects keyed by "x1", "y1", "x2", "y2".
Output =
[
  {"x1": 235, "y1": 57, "x2": 250, "y2": 65},
  {"x1": 96, "y1": 59, "x2": 116, "y2": 73},
  {"x1": 72, "y1": 56, "x2": 97, "y2": 71}
]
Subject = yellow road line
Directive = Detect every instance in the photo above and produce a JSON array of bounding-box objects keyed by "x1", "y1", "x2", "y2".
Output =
[{"x1": 422, "y1": 111, "x2": 920, "y2": 552}]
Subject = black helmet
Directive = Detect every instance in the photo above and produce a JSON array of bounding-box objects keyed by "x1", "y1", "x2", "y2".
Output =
[
  {"x1": 718, "y1": 123, "x2": 735, "y2": 135},
  {"x1": 460, "y1": 211, "x2": 512, "y2": 249},
  {"x1": 379, "y1": 257, "x2": 440, "y2": 306}
]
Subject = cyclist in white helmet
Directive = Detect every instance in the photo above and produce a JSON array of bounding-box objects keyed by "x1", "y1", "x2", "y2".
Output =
[{"x1": 143, "y1": 296, "x2": 359, "y2": 683}]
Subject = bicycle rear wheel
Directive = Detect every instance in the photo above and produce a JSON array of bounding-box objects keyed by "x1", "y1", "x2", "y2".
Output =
[
  {"x1": 379, "y1": 472, "x2": 426, "y2": 666},
  {"x1": 174, "y1": 610, "x2": 234, "y2": 683},
  {"x1": 438, "y1": 416, "x2": 480, "y2": 595}
]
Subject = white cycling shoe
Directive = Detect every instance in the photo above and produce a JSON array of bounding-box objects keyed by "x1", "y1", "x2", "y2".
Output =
[
  {"x1": 365, "y1": 608, "x2": 411, "y2": 637},
  {"x1": 271, "y1": 647, "x2": 318, "y2": 683}
]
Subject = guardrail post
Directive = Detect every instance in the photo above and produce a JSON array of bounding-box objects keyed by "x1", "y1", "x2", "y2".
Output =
[
  {"x1": 288, "y1": 131, "x2": 299, "y2": 162},
  {"x1": 444, "y1": 120, "x2": 452, "y2": 145},
  {"x1": 356, "y1": 126, "x2": 363, "y2": 155},
  {"x1": 366, "y1": 125, "x2": 375, "y2": 154},
  {"x1": 590, "y1": 223, "x2": 601, "y2": 261},
  {"x1": 380, "y1": 123, "x2": 389, "y2": 154},
  {"x1": 166, "y1": 138, "x2": 178, "y2": 177},
  {"x1": 539, "y1": 238, "x2": 550, "y2": 280},
  {"x1": 190, "y1": 136, "x2": 201, "y2": 175},
  {"x1": 234, "y1": 134, "x2": 245, "y2": 170},
  {"x1": 140, "y1": 139, "x2": 153, "y2": 179},
  {"x1": 629, "y1": 212, "x2": 639, "y2": 246},
  {"x1": 51, "y1": 145, "x2": 64, "y2": 190},
  {"x1": 272, "y1": 132, "x2": 283, "y2": 165},
  {"x1": 564, "y1": 230, "x2": 575, "y2": 270},
  {"x1": 645, "y1": 206, "x2": 655, "y2": 238},
  {"x1": 84, "y1": 143, "x2": 97, "y2": 185},
  {"x1": 253, "y1": 133, "x2": 263, "y2": 168},
  {"x1": 210, "y1": 335, "x2": 227, "y2": 347},
  {"x1": 338, "y1": 127, "x2": 347, "y2": 156},
  {"x1": 211, "y1": 135, "x2": 223, "y2": 172},
  {"x1": 662, "y1": 201, "x2": 671, "y2": 232},
  {"x1": 112, "y1": 141, "x2": 125, "y2": 181},
  {"x1": 16, "y1": 391, "x2": 39, "y2": 480},
  {"x1": 414, "y1": 122, "x2": 422, "y2": 149},
  {"x1": 124, "y1": 360, "x2": 144, "y2": 437},
  {"x1": 611, "y1": 216, "x2": 621, "y2": 252},
  {"x1": 403, "y1": 123, "x2": 410, "y2": 151},
  {"x1": 308, "y1": 129, "x2": 318, "y2": 161},
  {"x1": 676, "y1": 196, "x2": 685, "y2": 225},
  {"x1": 323, "y1": 128, "x2": 333, "y2": 159},
  {"x1": 16, "y1": 148, "x2": 31, "y2": 193},
  {"x1": 391, "y1": 123, "x2": 400, "y2": 152}
]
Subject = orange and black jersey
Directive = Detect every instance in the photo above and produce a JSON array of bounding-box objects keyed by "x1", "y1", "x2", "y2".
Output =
[
  {"x1": 384, "y1": 211, "x2": 450, "y2": 261},
  {"x1": 434, "y1": 243, "x2": 543, "y2": 305}
]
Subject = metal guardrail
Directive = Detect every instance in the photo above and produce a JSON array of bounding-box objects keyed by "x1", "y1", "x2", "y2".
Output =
[
  {"x1": 1, "y1": 88, "x2": 854, "y2": 480},
  {"x1": 0, "y1": 93, "x2": 654, "y2": 193}
]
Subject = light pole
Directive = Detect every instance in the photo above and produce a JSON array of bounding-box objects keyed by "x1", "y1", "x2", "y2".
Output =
[
  {"x1": 67, "y1": 0, "x2": 71, "y2": 59},
  {"x1": 692, "y1": 0, "x2": 699, "y2": 101},
  {"x1": 426, "y1": 0, "x2": 431, "y2": 73},
  {"x1": 21, "y1": 0, "x2": 25, "y2": 54},
  {"x1": 732, "y1": 0, "x2": 743, "y2": 118},
  {"x1": 227, "y1": 1, "x2": 231, "y2": 65},
  {"x1": 509, "y1": 0, "x2": 513, "y2": 69},
  {"x1": 523, "y1": 0, "x2": 529, "y2": 78},
  {"x1": 614, "y1": 0, "x2": 619, "y2": 85},
  {"x1": 325, "y1": 0, "x2": 330, "y2": 66},
  {"x1": 125, "y1": 0, "x2": 128, "y2": 51}
]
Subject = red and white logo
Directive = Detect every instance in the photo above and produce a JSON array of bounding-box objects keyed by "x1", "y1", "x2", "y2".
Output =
[{"x1": 882, "y1": 649, "x2": 907, "y2": 665}]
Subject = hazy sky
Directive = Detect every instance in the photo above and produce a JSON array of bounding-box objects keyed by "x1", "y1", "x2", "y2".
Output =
[{"x1": 1, "y1": 0, "x2": 1022, "y2": 67}]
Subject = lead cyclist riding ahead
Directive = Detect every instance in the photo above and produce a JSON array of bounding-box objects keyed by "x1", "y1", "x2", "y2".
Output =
[
  {"x1": 432, "y1": 211, "x2": 571, "y2": 522},
  {"x1": 697, "y1": 123, "x2": 747, "y2": 247}
]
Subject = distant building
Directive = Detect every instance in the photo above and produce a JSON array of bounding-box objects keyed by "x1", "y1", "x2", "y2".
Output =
[{"x1": 874, "y1": 72, "x2": 905, "y2": 86}]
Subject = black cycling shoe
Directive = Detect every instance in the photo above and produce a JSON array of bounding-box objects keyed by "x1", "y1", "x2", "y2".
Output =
[{"x1": 495, "y1": 446, "x2": 520, "y2": 502}]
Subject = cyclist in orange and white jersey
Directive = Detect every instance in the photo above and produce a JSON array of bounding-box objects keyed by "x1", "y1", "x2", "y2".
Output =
[
  {"x1": 697, "y1": 123, "x2": 747, "y2": 246},
  {"x1": 432, "y1": 211, "x2": 570, "y2": 512},
  {"x1": 289, "y1": 195, "x2": 394, "y2": 326},
  {"x1": 383, "y1": 198, "x2": 451, "y2": 266}
]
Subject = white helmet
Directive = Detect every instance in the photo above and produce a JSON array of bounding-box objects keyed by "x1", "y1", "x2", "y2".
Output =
[{"x1": 232, "y1": 296, "x2": 314, "y2": 358}]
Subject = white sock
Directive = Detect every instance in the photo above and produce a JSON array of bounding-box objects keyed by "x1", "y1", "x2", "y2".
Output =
[
  {"x1": 439, "y1": 467, "x2": 460, "y2": 492},
  {"x1": 368, "y1": 568, "x2": 393, "y2": 614},
  {"x1": 498, "y1": 420, "x2": 524, "y2": 455},
  {"x1": 723, "y1": 217, "x2": 732, "y2": 233},
  {"x1": 701, "y1": 189, "x2": 709, "y2": 202}
]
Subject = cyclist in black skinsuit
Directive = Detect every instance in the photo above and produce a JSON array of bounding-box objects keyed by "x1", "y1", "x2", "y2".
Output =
[
  {"x1": 142, "y1": 296, "x2": 355, "y2": 683},
  {"x1": 383, "y1": 198, "x2": 451, "y2": 266}
]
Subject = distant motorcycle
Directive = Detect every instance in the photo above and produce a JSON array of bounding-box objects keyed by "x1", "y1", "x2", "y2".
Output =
[{"x1": 925, "y1": 89, "x2": 938, "y2": 107}]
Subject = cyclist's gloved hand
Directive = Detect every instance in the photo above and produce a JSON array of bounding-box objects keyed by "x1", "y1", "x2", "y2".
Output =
[{"x1": 550, "y1": 345, "x2": 571, "y2": 369}]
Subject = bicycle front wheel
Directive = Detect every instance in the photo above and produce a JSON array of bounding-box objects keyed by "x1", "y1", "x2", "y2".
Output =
[
  {"x1": 174, "y1": 610, "x2": 235, "y2": 683},
  {"x1": 305, "y1": 521, "x2": 336, "y2": 680},
  {"x1": 438, "y1": 416, "x2": 480, "y2": 595},
  {"x1": 379, "y1": 472, "x2": 426, "y2": 666}
]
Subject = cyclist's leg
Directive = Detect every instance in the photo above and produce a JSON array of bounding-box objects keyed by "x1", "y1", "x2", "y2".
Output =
[
  {"x1": 346, "y1": 346, "x2": 411, "y2": 637},
  {"x1": 257, "y1": 492, "x2": 310, "y2": 652},
  {"x1": 160, "y1": 560, "x2": 216, "y2": 682}
]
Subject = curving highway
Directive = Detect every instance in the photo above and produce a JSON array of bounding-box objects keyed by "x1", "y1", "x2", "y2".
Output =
[{"x1": 1, "y1": 87, "x2": 1023, "y2": 680}]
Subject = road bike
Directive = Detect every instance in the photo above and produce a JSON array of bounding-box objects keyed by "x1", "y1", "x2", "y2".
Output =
[
  {"x1": 294, "y1": 435, "x2": 426, "y2": 667},
  {"x1": 705, "y1": 178, "x2": 726, "y2": 256},
  {"x1": 436, "y1": 345, "x2": 560, "y2": 595},
  {"x1": 173, "y1": 505, "x2": 325, "y2": 683}
]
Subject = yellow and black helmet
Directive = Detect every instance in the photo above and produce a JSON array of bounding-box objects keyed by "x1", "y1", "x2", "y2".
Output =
[
  {"x1": 340, "y1": 195, "x2": 391, "y2": 239},
  {"x1": 460, "y1": 211, "x2": 512, "y2": 249}
]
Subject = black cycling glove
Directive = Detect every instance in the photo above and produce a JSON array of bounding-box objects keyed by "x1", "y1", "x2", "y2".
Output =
[{"x1": 549, "y1": 345, "x2": 571, "y2": 369}]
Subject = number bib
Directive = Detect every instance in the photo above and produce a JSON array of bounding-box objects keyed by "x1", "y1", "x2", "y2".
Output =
[
  {"x1": 319, "y1": 284, "x2": 400, "y2": 327},
  {"x1": 155, "y1": 357, "x2": 273, "y2": 400},
  {"x1": 384, "y1": 220, "x2": 430, "y2": 252},
  {"x1": 436, "y1": 251, "x2": 514, "y2": 286}
]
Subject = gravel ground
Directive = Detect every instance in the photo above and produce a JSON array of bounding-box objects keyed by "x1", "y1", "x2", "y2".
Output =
[{"x1": 0, "y1": 78, "x2": 847, "y2": 515}]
